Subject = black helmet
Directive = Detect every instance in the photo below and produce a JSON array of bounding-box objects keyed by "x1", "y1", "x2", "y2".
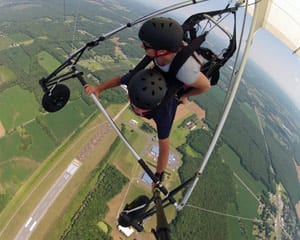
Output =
[
  {"x1": 128, "y1": 69, "x2": 167, "y2": 110},
  {"x1": 138, "y1": 17, "x2": 183, "y2": 52}
]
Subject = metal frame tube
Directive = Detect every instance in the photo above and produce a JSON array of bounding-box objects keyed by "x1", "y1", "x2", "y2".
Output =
[{"x1": 178, "y1": 0, "x2": 260, "y2": 210}]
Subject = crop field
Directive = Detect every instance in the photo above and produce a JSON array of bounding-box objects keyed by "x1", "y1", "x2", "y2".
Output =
[
  {"x1": 0, "y1": 157, "x2": 38, "y2": 194},
  {"x1": 6, "y1": 47, "x2": 32, "y2": 74},
  {"x1": 43, "y1": 99, "x2": 95, "y2": 142},
  {"x1": 0, "y1": 65, "x2": 16, "y2": 84},
  {"x1": 240, "y1": 102, "x2": 260, "y2": 128},
  {"x1": 219, "y1": 144, "x2": 266, "y2": 195},
  {"x1": 9, "y1": 32, "x2": 32, "y2": 42},
  {"x1": 24, "y1": 120, "x2": 56, "y2": 162},
  {"x1": 37, "y1": 51, "x2": 61, "y2": 74},
  {"x1": 226, "y1": 177, "x2": 259, "y2": 240},
  {"x1": 0, "y1": 36, "x2": 14, "y2": 50},
  {"x1": 227, "y1": 203, "x2": 256, "y2": 240},
  {"x1": 78, "y1": 59, "x2": 105, "y2": 72},
  {"x1": 0, "y1": 85, "x2": 40, "y2": 131}
]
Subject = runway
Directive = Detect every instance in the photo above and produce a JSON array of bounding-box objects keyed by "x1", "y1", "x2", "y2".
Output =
[{"x1": 15, "y1": 159, "x2": 81, "y2": 240}]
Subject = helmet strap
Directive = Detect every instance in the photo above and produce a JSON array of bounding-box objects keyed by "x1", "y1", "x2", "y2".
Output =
[{"x1": 154, "y1": 50, "x2": 173, "y2": 58}]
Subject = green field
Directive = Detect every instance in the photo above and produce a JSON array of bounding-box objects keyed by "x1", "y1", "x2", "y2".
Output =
[
  {"x1": 24, "y1": 120, "x2": 56, "y2": 162},
  {"x1": 219, "y1": 144, "x2": 266, "y2": 195},
  {"x1": 226, "y1": 176, "x2": 259, "y2": 240},
  {"x1": 79, "y1": 59, "x2": 105, "y2": 71},
  {"x1": 0, "y1": 85, "x2": 40, "y2": 131},
  {"x1": 37, "y1": 51, "x2": 61, "y2": 74},
  {"x1": 6, "y1": 47, "x2": 32, "y2": 74},
  {"x1": 0, "y1": 158, "x2": 38, "y2": 193},
  {"x1": 97, "y1": 221, "x2": 108, "y2": 233},
  {"x1": 9, "y1": 33, "x2": 32, "y2": 42},
  {"x1": 0, "y1": 37, "x2": 14, "y2": 50},
  {"x1": 0, "y1": 65, "x2": 16, "y2": 84},
  {"x1": 240, "y1": 102, "x2": 260, "y2": 128},
  {"x1": 43, "y1": 99, "x2": 95, "y2": 142}
]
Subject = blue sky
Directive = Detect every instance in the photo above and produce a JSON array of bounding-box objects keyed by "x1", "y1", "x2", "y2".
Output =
[{"x1": 136, "y1": 0, "x2": 300, "y2": 109}]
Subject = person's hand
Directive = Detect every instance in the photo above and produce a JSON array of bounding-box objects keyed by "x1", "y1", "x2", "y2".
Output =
[
  {"x1": 151, "y1": 171, "x2": 164, "y2": 192},
  {"x1": 178, "y1": 95, "x2": 189, "y2": 105},
  {"x1": 84, "y1": 84, "x2": 101, "y2": 98}
]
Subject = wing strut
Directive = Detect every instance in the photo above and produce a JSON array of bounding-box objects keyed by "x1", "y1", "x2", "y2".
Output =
[
  {"x1": 39, "y1": 0, "x2": 206, "y2": 208},
  {"x1": 177, "y1": 0, "x2": 262, "y2": 211}
]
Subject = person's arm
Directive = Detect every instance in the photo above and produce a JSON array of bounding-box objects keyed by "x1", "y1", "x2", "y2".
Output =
[
  {"x1": 156, "y1": 138, "x2": 170, "y2": 175},
  {"x1": 84, "y1": 75, "x2": 122, "y2": 97},
  {"x1": 179, "y1": 72, "x2": 210, "y2": 103}
]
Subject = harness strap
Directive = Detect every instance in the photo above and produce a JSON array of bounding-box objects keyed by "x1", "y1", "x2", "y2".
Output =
[
  {"x1": 127, "y1": 55, "x2": 152, "y2": 80},
  {"x1": 168, "y1": 34, "x2": 207, "y2": 79},
  {"x1": 163, "y1": 34, "x2": 207, "y2": 98}
]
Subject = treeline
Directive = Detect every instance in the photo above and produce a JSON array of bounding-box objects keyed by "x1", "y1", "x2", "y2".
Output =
[
  {"x1": 264, "y1": 126, "x2": 300, "y2": 205},
  {"x1": 171, "y1": 131, "x2": 237, "y2": 240},
  {"x1": 194, "y1": 88, "x2": 275, "y2": 190},
  {"x1": 60, "y1": 124, "x2": 128, "y2": 239},
  {"x1": 223, "y1": 103, "x2": 272, "y2": 189},
  {"x1": 140, "y1": 122, "x2": 156, "y2": 134},
  {"x1": 187, "y1": 129, "x2": 221, "y2": 154},
  {"x1": 193, "y1": 63, "x2": 300, "y2": 208},
  {"x1": 61, "y1": 165, "x2": 128, "y2": 240}
]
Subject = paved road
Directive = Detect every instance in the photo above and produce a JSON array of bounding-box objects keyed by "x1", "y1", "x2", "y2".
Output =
[
  {"x1": 13, "y1": 103, "x2": 130, "y2": 240},
  {"x1": 15, "y1": 160, "x2": 81, "y2": 240}
]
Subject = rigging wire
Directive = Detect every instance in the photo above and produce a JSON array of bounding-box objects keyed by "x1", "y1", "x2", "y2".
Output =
[
  {"x1": 186, "y1": 204, "x2": 297, "y2": 240},
  {"x1": 179, "y1": 0, "x2": 264, "y2": 202},
  {"x1": 63, "y1": 0, "x2": 66, "y2": 22},
  {"x1": 222, "y1": 0, "x2": 249, "y2": 108},
  {"x1": 177, "y1": 0, "x2": 260, "y2": 211},
  {"x1": 175, "y1": 1, "x2": 296, "y2": 238},
  {"x1": 186, "y1": 204, "x2": 265, "y2": 223},
  {"x1": 71, "y1": 0, "x2": 81, "y2": 51}
]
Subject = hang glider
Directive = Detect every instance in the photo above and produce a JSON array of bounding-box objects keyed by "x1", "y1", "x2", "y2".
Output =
[
  {"x1": 38, "y1": 0, "x2": 275, "y2": 239},
  {"x1": 247, "y1": 0, "x2": 300, "y2": 56}
]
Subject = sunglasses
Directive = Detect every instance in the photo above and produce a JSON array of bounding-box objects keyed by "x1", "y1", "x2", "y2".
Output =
[
  {"x1": 142, "y1": 41, "x2": 153, "y2": 50},
  {"x1": 130, "y1": 103, "x2": 151, "y2": 117}
]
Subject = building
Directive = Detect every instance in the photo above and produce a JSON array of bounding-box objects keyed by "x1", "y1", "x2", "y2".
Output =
[
  {"x1": 150, "y1": 145, "x2": 175, "y2": 163},
  {"x1": 118, "y1": 225, "x2": 134, "y2": 237}
]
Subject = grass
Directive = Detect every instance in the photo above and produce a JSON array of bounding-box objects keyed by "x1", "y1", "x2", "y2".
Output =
[
  {"x1": 220, "y1": 144, "x2": 261, "y2": 240},
  {"x1": 240, "y1": 102, "x2": 260, "y2": 128},
  {"x1": 219, "y1": 144, "x2": 266, "y2": 196},
  {"x1": 43, "y1": 99, "x2": 94, "y2": 142},
  {"x1": 227, "y1": 203, "x2": 255, "y2": 240},
  {"x1": 9, "y1": 33, "x2": 32, "y2": 42},
  {"x1": 6, "y1": 47, "x2": 32, "y2": 74},
  {"x1": 0, "y1": 158, "x2": 38, "y2": 192},
  {"x1": 0, "y1": 36, "x2": 13, "y2": 50},
  {"x1": 0, "y1": 85, "x2": 40, "y2": 131},
  {"x1": 226, "y1": 177, "x2": 258, "y2": 240},
  {"x1": 0, "y1": 131, "x2": 24, "y2": 163},
  {"x1": 37, "y1": 51, "x2": 61, "y2": 74},
  {"x1": 97, "y1": 221, "x2": 109, "y2": 233},
  {"x1": 24, "y1": 120, "x2": 56, "y2": 162},
  {"x1": 0, "y1": 65, "x2": 16, "y2": 84},
  {"x1": 78, "y1": 59, "x2": 105, "y2": 71},
  {"x1": 183, "y1": 144, "x2": 199, "y2": 158}
]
